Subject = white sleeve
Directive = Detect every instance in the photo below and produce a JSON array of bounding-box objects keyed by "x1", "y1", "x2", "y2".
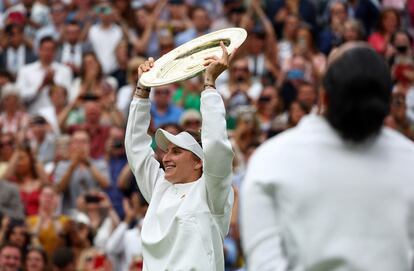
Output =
[
  {"x1": 54, "y1": 65, "x2": 73, "y2": 91},
  {"x1": 105, "y1": 222, "x2": 128, "y2": 256},
  {"x1": 124, "y1": 98, "x2": 164, "y2": 203},
  {"x1": 241, "y1": 154, "x2": 289, "y2": 271},
  {"x1": 16, "y1": 67, "x2": 39, "y2": 102},
  {"x1": 200, "y1": 89, "x2": 234, "y2": 215},
  {"x1": 94, "y1": 217, "x2": 114, "y2": 250}
]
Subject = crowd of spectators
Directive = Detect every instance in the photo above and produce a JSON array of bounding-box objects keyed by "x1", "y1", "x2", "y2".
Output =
[{"x1": 0, "y1": 0, "x2": 414, "y2": 270}]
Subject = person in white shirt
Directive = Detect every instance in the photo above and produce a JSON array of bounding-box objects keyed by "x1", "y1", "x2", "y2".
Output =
[
  {"x1": 125, "y1": 42, "x2": 234, "y2": 271},
  {"x1": 87, "y1": 2, "x2": 123, "y2": 75},
  {"x1": 16, "y1": 36, "x2": 73, "y2": 114},
  {"x1": 241, "y1": 42, "x2": 414, "y2": 270},
  {"x1": 0, "y1": 23, "x2": 37, "y2": 77},
  {"x1": 57, "y1": 20, "x2": 93, "y2": 76},
  {"x1": 105, "y1": 192, "x2": 147, "y2": 271}
]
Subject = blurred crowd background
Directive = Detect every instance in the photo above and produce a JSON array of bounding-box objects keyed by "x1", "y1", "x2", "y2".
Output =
[{"x1": 0, "y1": 0, "x2": 414, "y2": 270}]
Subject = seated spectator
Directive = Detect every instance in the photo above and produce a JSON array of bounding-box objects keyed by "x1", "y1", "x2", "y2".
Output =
[
  {"x1": 106, "y1": 192, "x2": 148, "y2": 271},
  {"x1": 287, "y1": 100, "x2": 310, "y2": 128},
  {"x1": 0, "y1": 132, "x2": 16, "y2": 177},
  {"x1": 2, "y1": 142, "x2": 49, "y2": 216},
  {"x1": 385, "y1": 92, "x2": 414, "y2": 140},
  {"x1": 26, "y1": 185, "x2": 70, "y2": 257},
  {"x1": 51, "y1": 247, "x2": 76, "y2": 271},
  {"x1": 150, "y1": 85, "x2": 183, "y2": 129},
  {"x1": 293, "y1": 25, "x2": 326, "y2": 82},
  {"x1": 34, "y1": 1, "x2": 68, "y2": 49},
  {"x1": 158, "y1": 0, "x2": 191, "y2": 36},
  {"x1": 0, "y1": 180, "x2": 24, "y2": 221},
  {"x1": 0, "y1": 84, "x2": 30, "y2": 134},
  {"x1": 99, "y1": 84, "x2": 125, "y2": 128},
  {"x1": 279, "y1": 54, "x2": 313, "y2": 110},
  {"x1": 172, "y1": 75, "x2": 202, "y2": 111},
  {"x1": 24, "y1": 246, "x2": 48, "y2": 271},
  {"x1": 75, "y1": 191, "x2": 120, "y2": 250},
  {"x1": 2, "y1": 221, "x2": 30, "y2": 254},
  {"x1": 368, "y1": 8, "x2": 400, "y2": 55},
  {"x1": 57, "y1": 19, "x2": 93, "y2": 76},
  {"x1": 77, "y1": 247, "x2": 112, "y2": 271},
  {"x1": 218, "y1": 57, "x2": 262, "y2": 104},
  {"x1": 387, "y1": 29, "x2": 413, "y2": 68},
  {"x1": 4, "y1": 0, "x2": 51, "y2": 40},
  {"x1": 68, "y1": 52, "x2": 117, "y2": 103},
  {"x1": 0, "y1": 242, "x2": 22, "y2": 271},
  {"x1": 16, "y1": 36, "x2": 73, "y2": 114},
  {"x1": 87, "y1": 1, "x2": 123, "y2": 75},
  {"x1": 117, "y1": 57, "x2": 145, "y2": 117},
  {"x1": 276, "y1": 14, "x2": 300, "y2": 72},
  {"x1": 296, "y1": 81, "x2": 318, "y2": 113},
  {"x1": 27, "y1": 115, "x2": 56, "y2": 165},
  {"x1": 318, "y1": 0, "x2": 348, "y2": 55},
  {"x1": 44, "y1": 134, "x2": 71, "y2": 177},
  {"x1": 230, "y1": 108, "x2": 261, "y2": 175},
  {"x1": 238, "y1": 1, "x2": 279, "y2": 82},
  {"x1": 105, "y1": 126, "x2": 129, "y2": 218},
  {"x1": 254, "y1": 85, "x2": 285, "y2": 139},
  {"x1": 175, "y1": 5, "x2": 212, "y2": 46},
  {"x1": 111, "y1": 39, "x2": 130, "y2": 89},
  {"x1": 129, "y1": 3, "x2": 165, "y2": 58},
  {"x1": 342, "y1": 18, "x2": 366, "y2": 44},
  {"x1": 179, "y1": 109, "x2": 202, "y2": 132},
  {"x1": 0, "y1": 70, "x2": 12, "y2": 93},
  {"x1": 38, "y1": 84, "x2": 69, "y2": 135},
  {"x1": 0, "y1": 23, "x2": 37, "y2": 78},
  {"x1": 267, "y1": 0, "x2": 317, "y2": 37},
  {"x1": 65, "y1": 100, "x2": 111, "y2": 159},
  {"x1": 60, "y1": 214, "x2": 93, "y2": 267},
  {"x1": 54, "y1": 130, "x2": 110, "y2": 215}
]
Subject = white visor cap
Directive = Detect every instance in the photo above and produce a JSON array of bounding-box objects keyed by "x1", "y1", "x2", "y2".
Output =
[{"x1": 155, "y1": 128, "x2": 203, "y2": 160}]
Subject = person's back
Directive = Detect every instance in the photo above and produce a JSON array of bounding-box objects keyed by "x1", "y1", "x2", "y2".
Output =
[
  {"x1": 244, "y1": 115, "x2": 414, "y2": 270},
  {"x1": 241, "y1": 43, "x2": 414, "y2": 270}
]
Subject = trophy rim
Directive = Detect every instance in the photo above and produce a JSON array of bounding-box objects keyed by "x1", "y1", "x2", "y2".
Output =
[{"x1": 139, "y1": 27, "x2": 247, "y2": 87}]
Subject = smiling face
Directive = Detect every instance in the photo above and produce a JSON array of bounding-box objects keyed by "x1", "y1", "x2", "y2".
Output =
[
  {"x1": 162, "y1": 143, "x2": 202, "y2": 184},
  {"x1": 25, "y1": 249, "x2": 45, "y2": 271}
]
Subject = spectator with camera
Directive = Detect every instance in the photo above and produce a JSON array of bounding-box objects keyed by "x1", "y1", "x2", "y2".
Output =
[
  {"x1": 54, "y1": 130, "x2": 110, "y2": 215},
  {"x1": 75, "y1": 191, "x2": 120, "y2": 251},
  {"x1": 106, "y1": 192, "x2": 148, "y2": 271}
]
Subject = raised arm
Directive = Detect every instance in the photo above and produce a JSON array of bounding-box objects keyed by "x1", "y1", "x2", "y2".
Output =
[
  {"x1": 201, "y1": 42, "x2": 235, "y2": 214},
  {"x1": 124, "y1": 58, "x2": 164, "y2": 203}
]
